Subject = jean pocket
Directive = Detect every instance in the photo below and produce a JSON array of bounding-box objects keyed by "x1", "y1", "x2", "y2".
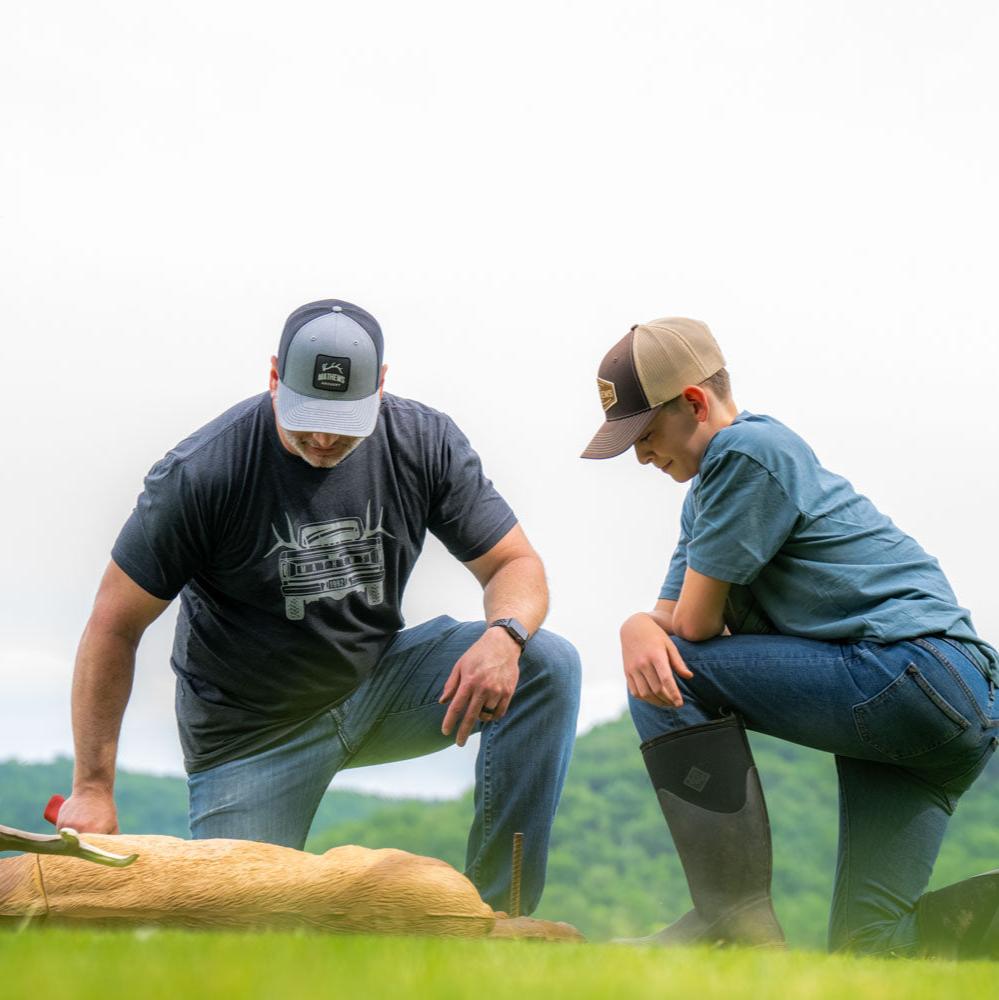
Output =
[{"x1": 853, "y1": 663, "x2": 971, "y2": 760}]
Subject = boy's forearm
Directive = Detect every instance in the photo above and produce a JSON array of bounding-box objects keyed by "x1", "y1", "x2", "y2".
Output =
[
  {"x1": 622, "y1": 609, "x2": 676, "y2": 637},
  {"x1": 643, "y1": 608, "x2": 675, "y2": 634}
]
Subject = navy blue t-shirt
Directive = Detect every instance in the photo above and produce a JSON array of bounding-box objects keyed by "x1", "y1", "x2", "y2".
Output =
[
  {"x1": 112, "y1": 392, "x2": 517, "y2": 771},
  {"x1": 661, "y1": 412, "x2": 998, "y2": 682}
]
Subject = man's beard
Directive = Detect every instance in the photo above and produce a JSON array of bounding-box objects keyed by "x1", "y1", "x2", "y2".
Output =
[{"x1": 286, "y1": 435, "x2": 364, "y2": 469}]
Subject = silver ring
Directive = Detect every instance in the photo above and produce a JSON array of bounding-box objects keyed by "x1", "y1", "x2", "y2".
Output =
[{"x1": 480, "y1": 706, "x2": 497, "y2": 715}]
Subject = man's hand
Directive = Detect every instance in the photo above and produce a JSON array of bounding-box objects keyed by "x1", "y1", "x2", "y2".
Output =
[
  {"x1": 620, "y1": 612, "x2": 694, "y2": 708},
  {"x1": 440, "y1": 627, "x2": 521, "y2": 747},
  {"x1": 56, "y1": 788, "x2": 120, "y2": 835}
]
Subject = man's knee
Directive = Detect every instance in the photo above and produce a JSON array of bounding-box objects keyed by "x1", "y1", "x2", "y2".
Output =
[{"x1": 520, "y1": 629, "x2": 582, "y2": 708}]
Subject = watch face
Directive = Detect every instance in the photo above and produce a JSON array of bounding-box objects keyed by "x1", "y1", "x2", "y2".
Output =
[
  {"x1": 493, "y1": 618, "x2": 528, "y2": 646},
  {"x1": 508, "y1": 619, "x2": 529, "y2": 644}
]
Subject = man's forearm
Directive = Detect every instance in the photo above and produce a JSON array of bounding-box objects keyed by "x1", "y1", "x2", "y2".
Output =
[
  {"x1": 70, "y1": 622, "x2": 138, "y2": 794},
  {"x1": 481, "y1": 554, "x2": 549, "y2": 635}
]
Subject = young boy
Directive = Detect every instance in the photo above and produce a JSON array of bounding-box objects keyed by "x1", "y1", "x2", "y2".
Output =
[{"x1": 581, "y1": 317, "x2": 998, "y2": 958}]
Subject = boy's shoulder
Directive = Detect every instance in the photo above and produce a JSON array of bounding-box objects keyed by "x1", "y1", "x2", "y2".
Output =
[{"x1": 704, "y1": 412, "x2": 816, "y2": 474}]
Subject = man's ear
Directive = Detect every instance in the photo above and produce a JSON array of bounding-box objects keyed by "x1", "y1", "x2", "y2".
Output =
[
  {"x1": 378, "y1": 363, "x2": 388, "y2": 400},
  {"x1": 269, "y1": 356, "x2": 279, "y2": 396}
]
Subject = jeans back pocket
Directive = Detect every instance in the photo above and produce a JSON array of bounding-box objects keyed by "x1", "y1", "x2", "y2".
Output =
[{"x1": 853, "y1": 663, "x2": 971, "y2": 760}]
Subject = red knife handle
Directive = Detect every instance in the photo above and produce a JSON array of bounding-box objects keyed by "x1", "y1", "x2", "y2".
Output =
[{"x1": 44, "y1": 794, "x2": 66, "y2": 827}]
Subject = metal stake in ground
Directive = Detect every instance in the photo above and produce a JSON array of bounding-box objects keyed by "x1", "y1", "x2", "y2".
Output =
[{"x1": 509, "y1": 831, "x2": 524, "y2": 918}]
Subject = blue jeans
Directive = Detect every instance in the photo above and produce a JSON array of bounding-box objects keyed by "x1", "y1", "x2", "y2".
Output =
[
  {"x1": 187, "y1": 616, "x2": 581, "y2": 914},
  {"x1": 629, "y1": 633, "x2": 999, "y2": 955}
]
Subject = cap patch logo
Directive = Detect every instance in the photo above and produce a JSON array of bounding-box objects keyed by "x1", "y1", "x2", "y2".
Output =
[
  {"x1": 597, "y1": 377, "x2": 617, "y2": 412},
  {"x1": 313, "y1": 355, "x2": 351, "y2": 393}
]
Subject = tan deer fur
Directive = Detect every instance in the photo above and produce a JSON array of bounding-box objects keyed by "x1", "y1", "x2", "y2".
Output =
[{"x1": 0, "y1": 833, "x2": 582, "y2": 941}]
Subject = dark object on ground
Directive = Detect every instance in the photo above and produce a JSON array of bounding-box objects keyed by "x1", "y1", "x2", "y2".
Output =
[{"x1": 917, "y1": 869, "x2": 999, "y2": 960}]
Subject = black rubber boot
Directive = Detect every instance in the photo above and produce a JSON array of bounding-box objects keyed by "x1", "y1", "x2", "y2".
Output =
[
  {"x1": 625, "y1": 714, "x2": 785, "y2": 948},
  {"x1": 917, "y1": 870, "x2": 999, "y2": 960}
]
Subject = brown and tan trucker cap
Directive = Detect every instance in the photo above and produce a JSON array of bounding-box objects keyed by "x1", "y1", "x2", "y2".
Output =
[{"x1": 580, "y1": 317, "x2": 725, "y2": 459}]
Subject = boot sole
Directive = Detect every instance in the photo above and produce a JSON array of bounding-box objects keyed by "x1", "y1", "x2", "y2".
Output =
[{"x1": 614, "y1": 899, "x2": 785, "y2": 950}]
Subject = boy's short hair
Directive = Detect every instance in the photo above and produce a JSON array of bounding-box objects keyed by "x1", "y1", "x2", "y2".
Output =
[
  {"x1": 664, "y1": 367, "x2": 732, "y2": 409},
  {"x1": 702, "y1": 367, "x2": 731, "y2": 401}
]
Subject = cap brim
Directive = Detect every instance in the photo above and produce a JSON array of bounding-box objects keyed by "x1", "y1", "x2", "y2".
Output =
[
  {"x1": 275, "y1": 381, "x2": 381, "y2": 437},
  {"x1": 580, "y1": 407, "x2": 661, "y2": 460}
]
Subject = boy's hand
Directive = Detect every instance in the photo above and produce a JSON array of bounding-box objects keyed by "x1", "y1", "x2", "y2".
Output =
[{"x1": 620, "y1": 613, "x2": 694, "y2": 708}]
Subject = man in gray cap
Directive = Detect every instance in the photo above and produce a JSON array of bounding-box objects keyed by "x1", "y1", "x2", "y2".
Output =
[
  {"x1": 57, "y1": 299, "x2": 581, "y2": 914},
  {"x1": 582, "y1": 317, "x2": 998, "y2": 959}
]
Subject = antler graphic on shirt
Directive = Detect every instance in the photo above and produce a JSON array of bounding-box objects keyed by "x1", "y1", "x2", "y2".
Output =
[
  {"x1": 361, "y1": 501, "x2": 397, "y2": 541},
  {"x1": 265, "y1": 513, "x2": 301, "y2": 557}
]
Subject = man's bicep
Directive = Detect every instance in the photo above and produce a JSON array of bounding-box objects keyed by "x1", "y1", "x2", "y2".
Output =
[
  {"x1": 89, "y1": 560, "x2": 171, "y2": 642},
  {"x1": 112, "y1": 460, "x2": 213, "y2": 600},
  {"x1": 427, "y1": 417, "x2": 518, "y2": 562},
  {"x1": 463, "y1": 524, "x2": 538, "y2": 587}
]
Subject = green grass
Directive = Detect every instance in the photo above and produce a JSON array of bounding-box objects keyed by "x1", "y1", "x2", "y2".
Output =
[{"x1": 0, "y1": 930, "x2": 995, "y2": 1000}]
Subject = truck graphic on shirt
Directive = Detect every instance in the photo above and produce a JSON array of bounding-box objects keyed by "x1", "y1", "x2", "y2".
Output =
[{"x1": 277, "y1": 516, "x2": 385, "y2": 620}]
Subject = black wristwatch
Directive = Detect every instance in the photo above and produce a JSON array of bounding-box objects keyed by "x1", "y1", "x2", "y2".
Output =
[{"x1": 489, "y1": 618, "x2": 530, "y2": 650}]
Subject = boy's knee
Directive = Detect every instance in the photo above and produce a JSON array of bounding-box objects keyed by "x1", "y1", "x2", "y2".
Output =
[
  {"x1": 627, "y1": 689, "x2": 713, "y2": 744},
  {"x1": 628, "y1": 691, "x2": 675, "y2": 743}
]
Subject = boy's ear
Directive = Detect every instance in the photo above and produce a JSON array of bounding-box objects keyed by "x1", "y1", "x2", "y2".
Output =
[{"x1": 681, "y1": 385, "x2": 710, "y2": 421}]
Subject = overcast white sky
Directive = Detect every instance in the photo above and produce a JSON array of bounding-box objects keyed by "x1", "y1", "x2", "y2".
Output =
[{"x1": 2, "y1": 1, "x2": 997, "y2": 800}]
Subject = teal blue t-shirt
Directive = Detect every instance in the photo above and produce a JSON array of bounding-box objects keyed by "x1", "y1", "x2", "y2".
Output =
[{"x1": 661, "y1": 412, "x2": 998, "y2": 682}]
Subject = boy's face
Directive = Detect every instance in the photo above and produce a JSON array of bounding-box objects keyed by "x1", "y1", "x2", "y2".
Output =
[{"x1": 633, "y1": 397, "x2": 709, "y2": 482}]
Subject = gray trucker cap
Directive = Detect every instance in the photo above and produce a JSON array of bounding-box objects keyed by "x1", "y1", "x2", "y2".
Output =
[{"x1": 275, "y1": 299, "x2": 384, "y2": 436}]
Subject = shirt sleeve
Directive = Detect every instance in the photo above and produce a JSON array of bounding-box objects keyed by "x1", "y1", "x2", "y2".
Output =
[
  {"x1": 685, "y1": 450, "x2": 800, "y2": 585},
  {"x1": 659, "y1": 486, "x2": 696, "y2": 600},
  {"x1": 427, "y1": 417, "x2": 518, "y2": 562},
  {"x1": 111, "y1": 456, "x2": 215, "y2": 600}
]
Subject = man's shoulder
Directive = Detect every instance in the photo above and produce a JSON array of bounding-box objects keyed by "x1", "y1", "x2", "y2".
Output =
[
  {"x1": 153, "y1": 393, "x2": 269, "y2": 478},
  {"x1": 381, "y1": 393, "x2": 463, "y2": 440},
  {"x1": 382, "y1": 392, "x2": 449, "y2": 421}
]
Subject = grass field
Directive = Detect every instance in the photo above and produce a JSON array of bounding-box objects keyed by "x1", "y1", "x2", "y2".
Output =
[{"x1": 1, "y1": 930, "x2": 995, "y2": 1000}]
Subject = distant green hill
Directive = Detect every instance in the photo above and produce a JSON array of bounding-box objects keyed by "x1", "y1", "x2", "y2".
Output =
[
  {"x1": 2, "y1": 716, "x2": 996, "y2": 949},
  {"x1": 0, "y1": 757, "x2": 405, "y2": 842}
]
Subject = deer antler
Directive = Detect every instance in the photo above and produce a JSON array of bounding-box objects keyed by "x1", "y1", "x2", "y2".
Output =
[{"x1": 0, "y1": 823, "x2": 138, "y2": 869}]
